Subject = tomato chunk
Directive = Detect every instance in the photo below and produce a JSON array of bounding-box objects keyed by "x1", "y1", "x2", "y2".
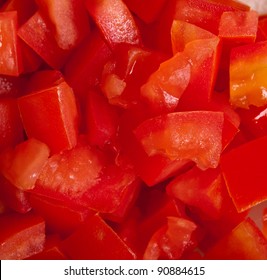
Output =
[
  {"x1": 221, "y1": 135, "x2": 267, "y2": 212},
  {"x1": 0, "y1": 11, "x2": 22, "y2": 76},
  {"x1": 205, "y1": 218, "x2": 267, "y2": 259},
  {"x1": 134, "y1": 111, "x2": 224, "y2": 170},
  {"x1": 85, "y1": 0, "x2": 141, "y2": 48},
  {"x1": 61, "y1": 214, "x2": 136, "y2": 259},
  {"x1": 0, "y1": 138, "x2": 50, "y2": 190},
  {"x1": 0, "y1": 212, "x2": 45, "y2": 260},
  {"x1": 18, "y1": 81, "x2": 79, "y2": 154},
  {"x1": 230, "y1": 41, "x2": 267, "y2": 108}
]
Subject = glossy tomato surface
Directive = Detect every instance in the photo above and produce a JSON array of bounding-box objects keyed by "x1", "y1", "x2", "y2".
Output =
[{"x1": 0, "y1": 0, "x2": 267, "y2": 260}]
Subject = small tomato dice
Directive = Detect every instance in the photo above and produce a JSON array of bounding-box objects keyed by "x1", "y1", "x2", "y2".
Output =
[
  {"x1": 230, "y1": 41, "x2": 267, "y2": 108},
  {"x1": 221, "y1": 135, "x2": 267, "y2": 212},
  {"x1": 0, "y1": 212, "x2": 45, "y2": 260},
  {"x1": 0, "y1": 138, "x2": 50, "y2": 190},
  {"x1": 0, "y1": 11, "x2": 22, "y2": 76},
  {"x1": 61, "y1": 214, "x2": 136, "y2": 259},
  {"x1": 134, "y1": 111, "x2": 224, "y2": 170},
  {"x1": 85, "y1": 0, "x2": 141, "y2": 48},
  {"x1": 18, "y1": 81, "x2": 79, "y2": 154}
]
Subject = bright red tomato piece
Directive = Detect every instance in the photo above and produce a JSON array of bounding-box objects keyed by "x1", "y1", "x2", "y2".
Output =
[
  {"x1": 61, "y1": 214, "x2": 136, "y2": 259},
  {"x1": 35, "y1": 0, "x2": 90, "y2": 50},
  {"x1": 134, "y1": 111, "x2": 224, "y2": 170},
  {"x1": 143, "y1": 216, "x2": 197, "y2": 260},
  {"x1": 0, "y1": 173, "x2": 31, "y2": 213},
  {"x1": 230, "y1": 41, "x2": 267, "y2": 108},
  {"x1": 221, "y1": 135, "x2": 267, "y2": 212},
  {"x1": 85, "y1": 0, "x2": 141, "y2": 48},
  {"x1": 0, "y1": 138, "x2": 50, "y2": 190},
  {"x1": 0, "y1": 98, "x2": 24, "y2": 150},
  {"x1": 205, "y1": 218, "x2": 267, "y2": 259},
  {"x1": 0, "y1": 11, "x2": 22, "y2": 76},
  {"x1": 18, "y1": 80, "x2": 79, "y2": 154},
  {"x1": 0, "y1": 212, "x2": 45, "y2": 260}
]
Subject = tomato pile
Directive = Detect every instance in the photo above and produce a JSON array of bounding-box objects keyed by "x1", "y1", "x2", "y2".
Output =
[{"x1": 1, "y1": 0, "x2": 267, "y2": 260}]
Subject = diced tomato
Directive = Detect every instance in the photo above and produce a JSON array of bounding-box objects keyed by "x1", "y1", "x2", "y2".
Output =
[
  {"x1": 219, "y1": 10, "x2": 258, "y2": 43},
  {"x1": 26, "y1": 69, "x2": 64, "y2": 93},
  {"x1": 0, "y1": 98, "x2": 24, "y2": 151},
  {"x1": 205, "y1": 218, "x2": 267, "y2": 259},
  {"x1": 85, "y1": 0, "x2": 141, "y2": 48},
  {"x1": 171, "y1": 20, "x2": 215, "y2": 54},
  {"x1": 0, "y1": 212, "x2": 45, "y2": 260},
  {"x1": 236, "y1": 105, "x2": 267, "y2": 140},
  {"x1": 119, "y1": 105, "x2": 193, "y2": 186},
  {"x1": 61, "y1": 214, "x2": 136, "y2": 259},
  {"x1": 167, "y1": 167, "x2": 224, "y2": 220},
  {"x1": 0, "y1": 75, "x2": 26, "y2": 98},
  {"x1": 34, "y1": 145, "x2": 103, "y2": 201},
  {"x1": 1, "y1": 0, "x2": 37, "y2": 25},
  {"x1": 18, "y1": 11, "x2": 70, "y2": 69},
  {"x1": 174, "y1": 0, "x2": 249, "y2": 35},
  {"x1": 230, "y1": 41, "x2": 267, "y2": 108},
  {"x1": 143, "y1": 216, "x2": 198, "y2": 260},
  {"x1": 27, "y1": 235, "x2": 67, "y2": 260},
  {"x1": 0, "y1": 174, "x2": 31, "y2": 213},
  {"x1": 64, "y1": 30, "x2": 112, "y2": 104},
  {"x1": 86, "y1": 90, "x2": 120, "y2": 148},
  {"x1": 101, "y1": 44, "x2": 166, "y2": 109},
  {"x1": 0, "y1": 11, "x2": 22, "y2": 76},
  {"x1": 35, "y1": 0, "x2": 90, "y2": 50},
  {"x1": 0, "y1": 138, "x2": 50, "y2": 190},
  {"x1": 221, "y1": 135, "x2": 267, "y2": 212},
  {"x1": 140, "y1": 50, "x2": 191, "y2": 114},
  {"x1": 134, "y1": 111, "x2": 224, "y2": 170},
  {"x1": 29, "y1": 193, "x2": 94, "y2": 236},
  {"x1": 178, "y1": 37, "x2": 221, "y2": 106},
  {"x1": 257, "y1": 17, "x2": 267, "y2": 42},
  {"x1": 18, "y1": 80, "x2": 79, "y2": 154}
]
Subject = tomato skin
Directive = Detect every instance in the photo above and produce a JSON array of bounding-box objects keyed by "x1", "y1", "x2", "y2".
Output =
[
  {"x1": 230, "y1": 41, "x2": 267, "y2": 109},
  {"x1": 35, "y1": 0, "x2": 90, "y2": 50},
  {"x1": 27, "y1": 235, "x2": 67, "y2": 260},
  {"x1": 61, "y1": 214, "x2": 136, "y2": 260},
  {"x1": 134, "y1": 111, "x2": 224, "y2": 170},
  {"x1": 0, "y1": 98, "x2": 24, "y2": 151},
  {"x1": 29, "y1": 193, "x2": 94, "y2": 237},
  {"x1": 0, "y1": 138, "x2": 50, "y2": 190},
  {"x1": 86, "y1": 90, "x2": 120, "y2": 148},
  {"x1": 0, "y1": 174, "x2": 31, "y2": 213},
  {"x1": 64, "y1": 30, "x2": 112, "y2": 104},
  {"x1": 18, "y1": 11, "x2": 69, "y2": 69},
  {"x1": 205, "y1": 218, "x2": 267, "y2": 259},
  {"x1": 85, "y1": 0, "x2": 141, "y2": 48},
  {"x1": 0, "y1": 212, "x2": 45, "y2": 260},
  {"x1": 18, "y1": 81, "x2": 79, "y2": 154},
  {"x1": 221, "y1": 135, "x2": 267, "y2": 212},
  {"x1": 0, "y1": 11, "x2": 22, "y2": 76},
  {"x1": 167, "y1": 167, "x2": 224, "y2": 220}
]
